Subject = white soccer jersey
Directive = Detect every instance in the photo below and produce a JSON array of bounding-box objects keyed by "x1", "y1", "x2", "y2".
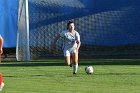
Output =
[{"x1": 59, "y1": 30, "x2": 80, "y2": 50}]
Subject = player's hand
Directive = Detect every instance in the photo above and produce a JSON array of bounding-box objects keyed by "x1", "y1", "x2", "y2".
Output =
[
  {"x1": 0, "y1": 48, "x2": 3, "y2": 54},
  {"x1": 75, "y1": 48, "x2": 79, "y2": 53}
]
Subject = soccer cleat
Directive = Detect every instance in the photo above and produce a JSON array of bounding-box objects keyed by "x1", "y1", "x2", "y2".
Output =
[
  {"x1": 73, "y1": 72, "x2": 76, "y2": 75},
  {"x1": 0, "y1": 82, "x2": 4, "y2": 91}
]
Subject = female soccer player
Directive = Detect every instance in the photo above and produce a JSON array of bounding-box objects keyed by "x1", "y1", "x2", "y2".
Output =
[
  {"x1": 52, "y1": 20, "x2": 81, "y2": 74},
  {"x1": 0, "y1": 35, "x2": 4, "y2": 91}
]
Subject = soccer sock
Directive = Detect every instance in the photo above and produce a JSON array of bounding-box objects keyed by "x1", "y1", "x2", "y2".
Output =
[
  {"x1": 73, "y1": 64, "x2": 78, "y2": 73},
  {"x1": 0, "y1": 73, "x2": 2, "y2": 85}
]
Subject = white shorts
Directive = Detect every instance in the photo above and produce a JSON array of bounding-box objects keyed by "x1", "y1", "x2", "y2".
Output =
[{"x1": 63, "y1": 48, "x2": 77, "y2": 57}]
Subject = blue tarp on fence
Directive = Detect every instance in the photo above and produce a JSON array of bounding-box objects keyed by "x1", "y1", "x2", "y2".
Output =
[
  {"x1": 0, "y1": 0, "x2": 18, "y2": 48},
  {"x1": 0, "y1": 0, "x2": 140, "y2": 48}
]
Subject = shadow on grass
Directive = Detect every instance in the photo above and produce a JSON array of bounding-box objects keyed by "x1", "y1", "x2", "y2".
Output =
[
  {"x1": 0, "y1": 59, "x2": 140, "y2": 67},
  {"x1": 0, "y1": 62, "x2": 65, "y2": 67},
  {"x1": 95, "y1": 72, "x2": 140, "y2": 75}
]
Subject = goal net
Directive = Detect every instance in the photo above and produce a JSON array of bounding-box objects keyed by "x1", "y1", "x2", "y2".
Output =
[{"x1": 17, "y1": 0, "x2": 140, "y2": 61}]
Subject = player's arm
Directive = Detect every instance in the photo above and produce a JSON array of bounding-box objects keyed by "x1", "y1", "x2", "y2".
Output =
[
  {"x1": 76, "y1": 33, "x2": 81, "y2": 51},
  {"x1": 0, "y1": 35, "x2": 3, "y2": 54},
  {"x1": 52, "y1": 33, "x2": 61, "y2": 47},
  {"x1": 76, "y1": 40, "x2": 81, "y2": 51}
]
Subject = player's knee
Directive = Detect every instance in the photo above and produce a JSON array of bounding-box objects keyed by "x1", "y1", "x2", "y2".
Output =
[
  {"x1": 65, "y1": 62, "x2": 70, "y2": 66},
  {"x1": 73, "y1": 59, "x2": 78, "y2": 65}
]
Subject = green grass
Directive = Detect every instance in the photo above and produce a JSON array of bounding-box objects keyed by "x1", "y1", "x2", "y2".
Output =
[{"x1": 0, "y1": 59, "x2": 140, "y2": 93}]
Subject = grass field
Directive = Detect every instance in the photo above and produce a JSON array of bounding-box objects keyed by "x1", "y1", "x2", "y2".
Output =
[{"x1": 0, "y1": 59, "x2": 140, "y2": 93}]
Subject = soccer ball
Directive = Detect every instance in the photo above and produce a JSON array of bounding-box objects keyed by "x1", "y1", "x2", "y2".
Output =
[{"x1": 85, "y1": 66, "x2": 94, "y2": 74}]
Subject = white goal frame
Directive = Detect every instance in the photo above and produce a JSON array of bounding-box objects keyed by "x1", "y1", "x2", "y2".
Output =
[{"x1": 16, "y1": 0, "x2": 30, "y2": 62}]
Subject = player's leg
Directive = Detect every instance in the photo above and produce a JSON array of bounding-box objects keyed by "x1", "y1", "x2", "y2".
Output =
[
  {"x1": 69, "y1": 56, "x2": 73, "y2": 67},
  {"x1": 0, "y1": 73, "x2": 2, "y2": 85},
  {"x1": 65, "y1": 56, "x2": 71, "y2": 66},
  {"x1": 64, "y1": 50, "x2": 71, "y2": 66},
  {"x1": 0, "y1": 73, "x2": 4, "y2": 91},
  {"x1": 71, "y1": 49, "x2": 78, "y2": 74}
]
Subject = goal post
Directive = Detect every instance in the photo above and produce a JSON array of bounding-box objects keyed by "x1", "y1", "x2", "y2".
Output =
[{"x1": 16, "y1": 0, "x2": 30, "y2": 61}]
